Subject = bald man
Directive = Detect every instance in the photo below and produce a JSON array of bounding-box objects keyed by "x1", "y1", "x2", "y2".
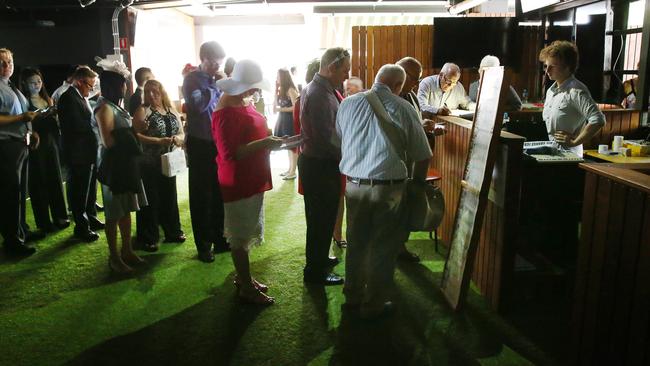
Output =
[{"x1": 336, "y1": 64, "x2": 432, "y2": 318}]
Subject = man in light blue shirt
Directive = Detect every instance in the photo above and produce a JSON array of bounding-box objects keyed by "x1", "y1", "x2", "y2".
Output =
[
  {"x1": 336, "y1": 64, "x2": 432, "y2": 318},
  {"x1": 417, "y1": 62, "x2": 474, "y2": 116},
  {"x1": 0, "y1": 48, "x2": 39, "y2": 257}
]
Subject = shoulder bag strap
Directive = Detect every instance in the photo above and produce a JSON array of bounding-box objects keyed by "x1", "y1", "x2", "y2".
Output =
[{"x1": 363, "y1": 90, "x2": 407, "y2": 162}]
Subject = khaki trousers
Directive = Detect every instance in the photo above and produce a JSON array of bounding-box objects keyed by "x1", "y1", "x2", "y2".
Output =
[{"x1": 343, "y1": 181, "x2": 408, "y2": 309}]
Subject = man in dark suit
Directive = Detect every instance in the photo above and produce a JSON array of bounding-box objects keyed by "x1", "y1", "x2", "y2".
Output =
[
  {"x1": 128, "y1": 67, "x2": 154, "y2": 116},
  {"x1": 58, "y1": 67, "x2": 103, "y2": 242}
]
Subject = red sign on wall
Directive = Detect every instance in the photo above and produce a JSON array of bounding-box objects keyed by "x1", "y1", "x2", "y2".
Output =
[{"x1": 119, "y1": 37, "x2": 128, "y2": 49}]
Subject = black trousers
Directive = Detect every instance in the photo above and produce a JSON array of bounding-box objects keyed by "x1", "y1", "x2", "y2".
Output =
[
  {"x1": 186, "y1": 135, "x2": 226, "y2": 254},
  {"x1": 298, "y1": 154, "x2": 341, "y2": 276},
  {"x1": 67, "y1": 162, "x2": 98, "y2": 233},
  {"x1": 0, "y1": 139, "x2": 29, "y2": 246},
  {"x1": 136, "y1": 156, "x2": 183, "y2": 244},
  {"x1": 28, "y1": 133, "x2": 67, "y2": 229}
]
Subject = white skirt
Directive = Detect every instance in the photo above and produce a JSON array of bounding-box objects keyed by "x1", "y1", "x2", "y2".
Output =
[{"x1": 224, "y1": 192, "x2": 265, "y2": 251}]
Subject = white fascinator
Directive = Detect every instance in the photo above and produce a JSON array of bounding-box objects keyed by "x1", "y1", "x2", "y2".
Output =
[{"x1": 95, "y1": 56, "x2": 131, "y2": 79}]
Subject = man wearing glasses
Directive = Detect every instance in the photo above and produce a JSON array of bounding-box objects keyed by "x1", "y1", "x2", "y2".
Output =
[
  {"x1": 299, "y1": 47, "x2": 350, "y2": 285},
  {"x1": 417, "y1": 62, "x2": 474, "y2": 117},
  {"x1": 58, "y1": 67, "x2": 104, "y2": 242}
]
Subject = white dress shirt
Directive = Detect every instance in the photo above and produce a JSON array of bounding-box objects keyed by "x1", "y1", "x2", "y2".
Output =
[
  {"x1": 417, "y1": 74, "x2": 474, "y2": 115},
  {"x1": 542, "y1": 75, "x2": 605, "y2": 156}
]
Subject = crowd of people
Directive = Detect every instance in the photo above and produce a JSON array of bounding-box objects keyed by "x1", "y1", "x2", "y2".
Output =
[{"x1": 0, "y1": 37, "x2": 605, "y2": 317}]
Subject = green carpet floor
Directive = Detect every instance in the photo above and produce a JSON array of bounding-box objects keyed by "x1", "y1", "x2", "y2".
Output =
[{"x1": 0, "y1": 167, "x2": 560, "y2": 366}]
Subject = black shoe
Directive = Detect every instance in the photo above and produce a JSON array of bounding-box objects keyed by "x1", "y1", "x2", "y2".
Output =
[
  {"x1": 25, "y1": 230, "x2": 46, "y2": 243},
  {"x1": 89, "y1": 218, "x2": 105, "y2": 231},
  {"x1": 304, "y1": 272, "x2": 344, "y2": 286},
  {"x1": 333, "y1": 238, "x2": 347, "y2": 249},
  {"x1": 53, "y1": 219, "x2": 71, "y2": 230},
  {"x1": 137, "y1": 241, "x2": 159, "y2": 252},
  {"x1": 74, "y1": 230, "x2": 99, "y2": 242},
  {"x1": 398, "y1": 250, "x2": 420, "y2": 263},
  {"x1": 327, "y1": 256, "x2": 340, "y2": 267},
  {"x1": 198, "y1": 251, "x2": 215, "y2": 263},
  {"x1": 212, "y1": 242, "x2": 231, "y2": 254},
  {"x1": 360, "y1": 301, "x2": 396, "y2": 320},
  {"x1": 163, "y1": 233, "x2": 186, "y2": 243},
  {"x1": 4, "y1": 243, "x2": 36, "y2": 257}
]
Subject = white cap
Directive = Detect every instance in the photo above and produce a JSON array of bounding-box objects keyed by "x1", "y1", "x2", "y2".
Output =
[{"x1": 479, "y1": 55, "x2": 500, "y2": 69}]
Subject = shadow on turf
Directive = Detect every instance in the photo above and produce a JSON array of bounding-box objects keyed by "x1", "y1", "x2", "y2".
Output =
[{"x1": 66, "y1": 276, "x2": 268, "y2": 366}]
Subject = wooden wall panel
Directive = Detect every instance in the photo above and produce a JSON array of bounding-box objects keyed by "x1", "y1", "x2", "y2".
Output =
[
  {"x1": 352, "y1": 24, "x2": 541, "y2": 101},
  {"x1": 586, "y1": 110, "x2": 641, "y2": 149},
  {"x1": 573, "y1": 164, "x2": 650, "y2": 365},
  {"x1": 352, "y1": 24, "x2": 434, "y2": 88},
  {"x1": 432, "y1": 116, "x2": 524, "y2": 311}
]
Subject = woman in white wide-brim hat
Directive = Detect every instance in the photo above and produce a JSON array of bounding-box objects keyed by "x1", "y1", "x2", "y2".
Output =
[{"x1": 211, "y1": 59, "x2": 284, "y2": 305}]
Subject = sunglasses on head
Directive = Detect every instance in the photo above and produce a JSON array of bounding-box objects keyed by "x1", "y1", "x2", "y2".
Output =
[{"x1": 329, "y1": 50, "x2": 350, "y2": 67}]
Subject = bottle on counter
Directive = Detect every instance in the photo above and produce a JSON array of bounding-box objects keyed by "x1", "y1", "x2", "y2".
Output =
[
  {"x1": 522, "y1": 89, "x2": 529, "y2": 104},
  {"x1": 503, "y1": 112, "x2": 510, "y2": 125}
]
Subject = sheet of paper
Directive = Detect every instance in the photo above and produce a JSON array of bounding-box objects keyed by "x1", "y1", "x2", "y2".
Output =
[
  {"x1": 449, "y1": 109, "x2": 474, "y2": 118},
  {"x1": 280, "y1": 134, "x2": 303, "y2": 150}
]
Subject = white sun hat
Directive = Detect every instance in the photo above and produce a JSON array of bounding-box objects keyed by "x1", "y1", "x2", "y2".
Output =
[{"x1": 216, "y1": 59, "x2": 271, "y2": 96}]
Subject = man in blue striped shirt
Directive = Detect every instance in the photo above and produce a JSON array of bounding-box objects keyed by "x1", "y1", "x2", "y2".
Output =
[{"x1": 336, "y1": 64, "x2": 432, "y2": 318}]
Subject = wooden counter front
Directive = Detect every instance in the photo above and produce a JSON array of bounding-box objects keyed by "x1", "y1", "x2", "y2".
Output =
[
  {"x1": 572, "y1": 163, "x2": 650, "y2": 365},
  {"x1": 432, "y1": 115, "x2": 525, "y2": 310}
]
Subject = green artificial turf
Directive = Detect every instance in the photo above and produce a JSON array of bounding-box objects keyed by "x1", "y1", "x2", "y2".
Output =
[{"x1": 0, "y1": 164, "x2": 560, "y2": 366}]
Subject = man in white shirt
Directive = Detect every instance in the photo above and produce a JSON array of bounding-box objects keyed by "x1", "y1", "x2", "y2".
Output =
[
  {"x1": 417, "y1": 62, "x2": 474, "y2": 116},
  {"x1": 336, "y1": 64, "x2": 432, "y2": 318}
]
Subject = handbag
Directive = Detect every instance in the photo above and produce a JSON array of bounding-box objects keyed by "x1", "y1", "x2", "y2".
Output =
[
  {"x1": 161, "y1": 147, "x2": 187, "y2": 177},
  {"x1": 363, "y1": 91, "x2": 445, "y2": 232}
]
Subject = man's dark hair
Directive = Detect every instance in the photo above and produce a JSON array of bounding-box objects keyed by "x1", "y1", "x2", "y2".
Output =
[
  {"x1": 199, "y1": 41, "x2": 226, "y2": 62},
  {"x1": 305, "y1": 58, "x2": 320, "y2": 83},
  {"x1": 134, "y1": 67, "x2": 152, "y2": 86}
]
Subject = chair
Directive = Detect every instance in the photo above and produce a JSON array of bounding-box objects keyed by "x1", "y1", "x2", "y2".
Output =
[{"x1": 425, "y1": 167, "x2": 442, "y2": 253}]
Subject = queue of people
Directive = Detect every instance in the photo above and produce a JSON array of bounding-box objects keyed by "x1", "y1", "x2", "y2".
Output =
[{"x1": 0, "y1": 37, "x2": 607, "y2": 317}]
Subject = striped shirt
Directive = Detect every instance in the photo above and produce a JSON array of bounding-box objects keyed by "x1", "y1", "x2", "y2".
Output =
[{"x1": 336, "y1": 83, "x2": 432, "y2": 180}]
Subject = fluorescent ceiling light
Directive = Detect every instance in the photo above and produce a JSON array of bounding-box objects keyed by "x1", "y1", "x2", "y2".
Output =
[
  {"x1": 78, "y1": 0, "x2": 96, "y2": 7},
  {"x1": 520, "y1": 0, "x2": 561, "y2": 13},
  {"x1": 553, "y1": 20, "x2": 573, "y2": 26},
  {"x1": 448, "y1": 0, "x2": 489, "y2": 15},
  {"x1": 518, "y1": 21, "x2": 542, "y2": 26}
]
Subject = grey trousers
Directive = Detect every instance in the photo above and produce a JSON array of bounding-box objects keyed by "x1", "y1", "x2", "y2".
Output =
[{"x1": 343, "y1": 181, "x2": 408, "y2": 308}]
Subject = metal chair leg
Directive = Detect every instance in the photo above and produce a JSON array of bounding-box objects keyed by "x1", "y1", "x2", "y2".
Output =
[{"x1": 434, "y1": 230, "x2": 439, "y2": 253}]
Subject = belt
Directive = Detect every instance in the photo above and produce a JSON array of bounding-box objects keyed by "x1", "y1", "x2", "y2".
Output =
[{"x1": 346, "y1": 177, "x2": 406, "y2": 185}]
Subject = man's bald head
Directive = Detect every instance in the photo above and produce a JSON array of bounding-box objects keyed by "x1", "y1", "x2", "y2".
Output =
[
  {"x1": 397, "y1": 57, "x2": 423, "y2": 95},
  {"x1": 439, "y1": 62, "x2": 460, "y2": 93},
  {"x1": 375, "y1": 64, "x2": 406, "y2": 95}
]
